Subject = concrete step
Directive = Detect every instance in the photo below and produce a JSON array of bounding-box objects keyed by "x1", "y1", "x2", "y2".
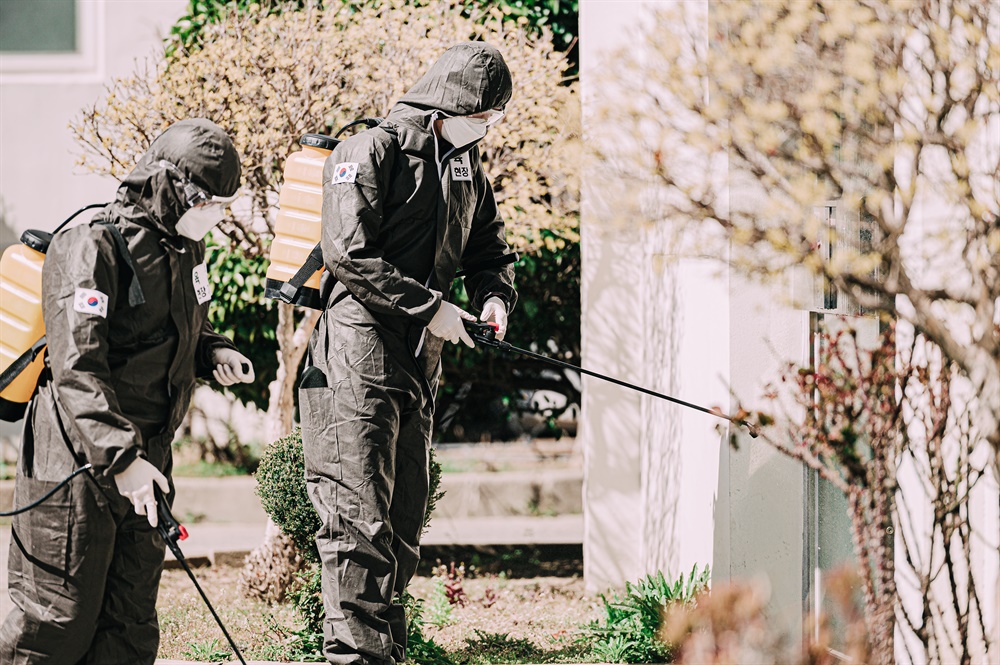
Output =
[
  {"x1": 2, "y1": 467, "x2": 582, "y2": 522},
  {"x1": 155, "y1": 514, "x2": 584, "y2": 569}
]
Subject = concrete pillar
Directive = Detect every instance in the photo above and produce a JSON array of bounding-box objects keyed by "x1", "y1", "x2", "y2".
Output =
[{"x1": 579, "y1": 1, "x2": 807, "y2": 642}]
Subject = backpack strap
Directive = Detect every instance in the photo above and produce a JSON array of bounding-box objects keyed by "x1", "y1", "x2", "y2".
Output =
[
  {"x1": 277, "y1": 243, "x2": 325, "y2": 304},
  {"x1": 0, "y1": 336, "x2": 47, "y2": 393},
  {"x1": 93, "y1": 220, "x2": 146, "y2": 307}
]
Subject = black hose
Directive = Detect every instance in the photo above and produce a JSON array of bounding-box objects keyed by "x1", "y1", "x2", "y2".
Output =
[
  {"x1": 53, "y1": 203, "x2": 109, "y2": 234},
  {"x1": 0, "y1": 464, "x2": 93, "y2": 516},
  {"x1": 154, "y1": 486, "x2": 248, "y2": 665}
]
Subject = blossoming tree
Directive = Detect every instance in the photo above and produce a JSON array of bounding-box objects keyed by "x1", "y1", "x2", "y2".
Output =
[{"x1": 595, "y1": 1, "x2": 997, "y2": 662}]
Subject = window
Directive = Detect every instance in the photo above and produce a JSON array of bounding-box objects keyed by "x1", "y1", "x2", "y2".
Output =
[
  {"x1": 0, "y1": 0, "x2": 103, "y2": 82},
  {"x1": 0, "y1": 0, "x2": 77, "y2": 53},
  {"x1": 792, "y1": 200, "x2": 883, "y2": 316}
]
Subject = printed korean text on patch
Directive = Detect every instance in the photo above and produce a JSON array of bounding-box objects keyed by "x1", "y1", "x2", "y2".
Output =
[
  {"x1": 192, "y1": 263, "x2": 212, "y2": 304},
  {"x1": 450, "y1": 155, "x2": 473, "y2": 182}
]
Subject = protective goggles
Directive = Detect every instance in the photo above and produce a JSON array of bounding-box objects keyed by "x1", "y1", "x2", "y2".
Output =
[
  {"x1": 158, "y1": 159, "x2": 238, "y2": 209},
  {"x1": 477, "y1": 109, "x2": 506, "y2": 127}
]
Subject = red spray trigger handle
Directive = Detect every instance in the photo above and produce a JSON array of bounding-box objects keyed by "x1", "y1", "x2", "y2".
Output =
[
  {"x1": 153, "y1": 486, "x2": 188, "y2": 545},
  {"x1": 465, "y1": 321, "x2": 500, "y2": 345}
]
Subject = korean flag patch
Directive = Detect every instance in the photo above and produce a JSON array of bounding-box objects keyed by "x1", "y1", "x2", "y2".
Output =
[
  {"x1": 449, "y1": 155, "x2": 473, "y2": 182},
  {"x1": 73, "y1": 288, "x2": 109, "y2": 318},
  {"x1": 331, "y1": 162, "x2": 359, "y2": 184}
]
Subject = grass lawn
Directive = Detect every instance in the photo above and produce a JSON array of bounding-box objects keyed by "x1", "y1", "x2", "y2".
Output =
[{"x1": 156, "y1": 567, "x2": 601, "y2": 663}]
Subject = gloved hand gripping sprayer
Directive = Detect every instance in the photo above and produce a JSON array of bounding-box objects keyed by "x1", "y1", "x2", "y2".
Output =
[{"x1": 464, "y1": 322, "x2": 760, "y2": 438}]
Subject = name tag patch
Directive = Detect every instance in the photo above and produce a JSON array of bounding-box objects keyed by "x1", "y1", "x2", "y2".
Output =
[
  {"x1": 192, "y1": 263, "x2": 212, "y2": 304},
  {"x1": 450, "y1": 155, "x2": 473, "y2": 182},
  {"x1": 73, "y1": 288, "x2": 109, "y2": 318},
  {"x1": 331, "y1": 162, "x2": 359, "y2": 184}
]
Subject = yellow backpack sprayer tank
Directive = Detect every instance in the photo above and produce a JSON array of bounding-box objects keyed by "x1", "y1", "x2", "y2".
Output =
[
  {"x1": 265, "y1": 133, "x2": 339, "y2": 309},
  {"x1": 0, "y1": 203, "x2": 140, "y2": 422},
  {"x1": 0, "y1": 229, "x2": 50, "y2": 420},
  {"x1": 265, "y1": 120, "x2": 392, "y2": 309}
]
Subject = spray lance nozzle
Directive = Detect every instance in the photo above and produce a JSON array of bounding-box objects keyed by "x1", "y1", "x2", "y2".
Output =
[
  {"x1": 151, "y1": 486, "x2": 247, "y2": 665},
  {"x1": 463, "y1": 320, "x2": 761, "y2": 439}
]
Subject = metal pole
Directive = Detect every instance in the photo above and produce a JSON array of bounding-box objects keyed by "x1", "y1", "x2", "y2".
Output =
[{"x1": 466, "y1": 322, "x2": 758, "y2": 437}]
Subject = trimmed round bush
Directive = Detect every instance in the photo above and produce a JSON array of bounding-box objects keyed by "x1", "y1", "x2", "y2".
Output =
[
  {"x1": 254, "y1": 428, "x2": 322, "y2": 562},
  {"x1": 255, "y1": 428, "x2": 445, "y2": 565}
]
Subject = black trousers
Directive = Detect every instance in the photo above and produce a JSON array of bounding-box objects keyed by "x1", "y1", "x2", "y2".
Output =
[
  {"x1": 301, "y1": 320, "x2": 433, "y2": 665},
  {"x1": 0, "y1": 397, "x2": 169, "y2": 665}
]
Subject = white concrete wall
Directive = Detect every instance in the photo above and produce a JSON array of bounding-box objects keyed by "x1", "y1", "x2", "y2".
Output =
[
  {"x1": 579, "y1": 0, "x2": 654, "y2": 593},
  {"x1": 0, "y1": 0, "x2": 188, "y2": 238},
  {"x1": 580, "y1": 3, "x2": 807, "y2": 643}
]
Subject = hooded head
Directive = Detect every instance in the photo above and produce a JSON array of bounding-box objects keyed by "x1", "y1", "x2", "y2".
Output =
[
  {"x1": 396, "y1": 42, "x2": 513, "y2": 121},
  {"x1": 116, "y1": 118, "x2": 241, "y2": 235}
]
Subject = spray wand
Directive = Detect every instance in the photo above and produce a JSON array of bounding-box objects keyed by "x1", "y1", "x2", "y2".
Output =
[
  {"x1": 464, "y1": 322, "x2": 759, "y2": 438},
  {"x1": 154, "y1": 486, "x2": 248, "y2": 665}
]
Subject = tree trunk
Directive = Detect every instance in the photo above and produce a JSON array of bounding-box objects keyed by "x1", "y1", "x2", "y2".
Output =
[
  {"x1": 849, "y1": 488, "x2": 896, "y2": 665},
  {"x1": 240, "y1": 302, "x2": 320, "y2": 601}
]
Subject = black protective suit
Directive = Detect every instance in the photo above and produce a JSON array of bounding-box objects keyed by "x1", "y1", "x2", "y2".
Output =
[
  {"x1": 301, "y1": 43, "x2": 517, "y2": 664},
  {"x1": 0, "y1": 119, "x2": 240, "y2": 664}
]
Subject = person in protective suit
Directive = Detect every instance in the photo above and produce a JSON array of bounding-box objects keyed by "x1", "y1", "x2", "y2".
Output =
[
  {"x1": 0, "y1": 118, "x2": 255, "y2": 665},
  {"x1": 300, "y1": 42, "x2": 517, "y2": 665}
]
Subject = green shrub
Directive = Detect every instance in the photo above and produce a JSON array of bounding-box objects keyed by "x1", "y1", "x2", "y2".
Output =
[
  {"x1": 254, "y1": 429, "x2": 322, "y2": 562},
  {"x1": 584, "y1": 565, "x2": 710, "y2": 664},
  {"x1": 401, "y1": 591, "x2": 454, "y2": 665},
  {"x1": 255, "y1": 428, "x2": 444, "y2": 563},
  {"x1": 204, "y1": 238, "x2": 278, "y2": 412},
  {"x1": 255, "y1": 428, "x2": 449, "y2": 661},
  {"x1": 288, "y1": 565, "x2": 325, "y2": 635}
]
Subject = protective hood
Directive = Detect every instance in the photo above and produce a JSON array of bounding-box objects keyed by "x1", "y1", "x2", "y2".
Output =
[
  {"x1": 113, "y1": 118, "x2": 241, "y2": 235},
  {"x1": 387, "y1": 42, "x2": 512, "y2": 150}
]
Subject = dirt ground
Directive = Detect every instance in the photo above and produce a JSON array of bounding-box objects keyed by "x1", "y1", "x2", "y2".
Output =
[
  {"x1": 157, "y1": 565, "x2": 600, "y2": 663},
  {"x1": 408, "y1": 574, "x2": 598, "y2": 653}
]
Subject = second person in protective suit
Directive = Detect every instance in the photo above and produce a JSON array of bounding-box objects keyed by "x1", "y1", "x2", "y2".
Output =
[
  {"x1": 0, "y1": 118, "x2": 255, "y2": 664},
  {"x1": 300, "y1": 42, "x2": 518, "y2": 665}
]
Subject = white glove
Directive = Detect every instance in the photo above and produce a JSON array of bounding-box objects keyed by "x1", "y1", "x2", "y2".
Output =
[
  {"x1": 113, "y1": 457, "x2": 170, "y2": 528},
  {"x1": 480, "y1": 296, "x2": 508, "y2": 341},
  {"x1": 212, "y1": 348, "x2": 255, "y2": 386},
  {"x1": 427, "y1": 301, "x2": 476, "y2": 348}
]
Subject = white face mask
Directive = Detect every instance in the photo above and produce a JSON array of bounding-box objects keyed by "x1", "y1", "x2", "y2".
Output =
[
  {"x1": 175, "y1": 203, "x2": 228, "y2": 240},
  {"x1": 438, "y1": 116, "x2": 489, "y2": 148}
]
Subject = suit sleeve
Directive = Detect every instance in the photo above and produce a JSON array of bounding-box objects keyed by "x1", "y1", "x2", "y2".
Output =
[
  {"x1": 41, "y1": 226, "x2": 141, "y2": 476},
  {"x1": 321, "y1": 134, "x2": 442, "y2": 323},
  {"x1": 195, "y1": 319, "x2": 237, "y2": 379},
  {"x1": 461, "y1": 160, "x2": 518, "y2": 312}
]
